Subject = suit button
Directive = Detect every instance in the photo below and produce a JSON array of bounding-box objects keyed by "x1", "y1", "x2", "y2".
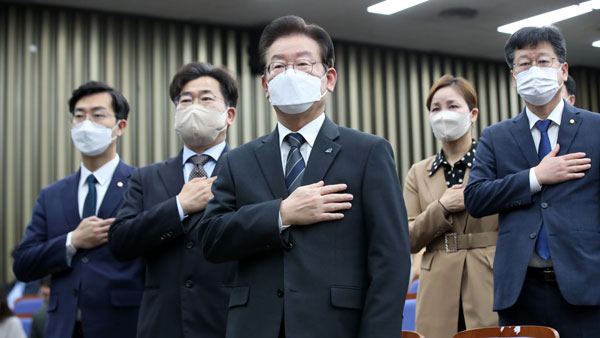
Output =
[
  {"x1": 541, "y1": 202, "x2": 548, "y2": 208},
  {"x1": 530, "y1": 232, "x2": 537, "y2": 239},
  {"x1": 185, "y1": 280, "x2": 193, "y2": 288},
  {"x1": 81, "y1": 257, "x2": 89, "y2": 264},
  {"x1": 277, "y1": 289, "x2": 284, "y2": 297},
  {"x1": 186, "y1": 241, "x2": 195, "y2": 249},
  {"x1": 72, "y1": 288, "x2": 78, "y2": 296}
]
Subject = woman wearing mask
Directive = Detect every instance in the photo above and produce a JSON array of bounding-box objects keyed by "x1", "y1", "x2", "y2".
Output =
[
  {"x1": 404, "y1": 75, "x2": 498, "y2": 338},
  {"x1": 0, "y1": 289, "x2": 27, "y2": 338}
]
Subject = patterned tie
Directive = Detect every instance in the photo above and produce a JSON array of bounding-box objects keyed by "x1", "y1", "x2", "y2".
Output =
[
  {"x1": 285, "y1": 133, "x2": 306, "y2": 193},
  {"x1": 82, "y1": 174, "x2": 97, "y2": 218},
  {"x1": 535, "y1": 119, "x2": 552, "y2": 260},
  {"x1": 189, "y1": 155, "x2": 210, "y2": 181}
]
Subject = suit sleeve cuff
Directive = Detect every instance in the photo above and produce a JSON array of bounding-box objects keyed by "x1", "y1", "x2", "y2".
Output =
[{"x1": 529, "y1": 168, "x2": 542, "y2": 194}]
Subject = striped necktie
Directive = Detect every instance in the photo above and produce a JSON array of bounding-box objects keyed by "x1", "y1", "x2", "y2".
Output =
[{"x1": 284, "y1": 133, "x2": 306, "y2": 193}]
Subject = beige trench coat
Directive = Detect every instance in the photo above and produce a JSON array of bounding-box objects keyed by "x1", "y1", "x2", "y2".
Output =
[{"x1": 404, "y1": 155, "x2": 498, "y2": 338}]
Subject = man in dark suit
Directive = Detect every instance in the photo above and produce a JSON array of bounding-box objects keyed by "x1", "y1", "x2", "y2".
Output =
[
  {"x1": 109, "y1": 62, "x2": 237, "y2": 338},
  {"x1": 199, "y1": 16, "x2": 411, "y2": 338},
  {"x1": 12, "y1": 81, "x2": 144, "y2": 338},
  {"x1": 465, "y1": 26, "x2": 600, "y2": 338}
]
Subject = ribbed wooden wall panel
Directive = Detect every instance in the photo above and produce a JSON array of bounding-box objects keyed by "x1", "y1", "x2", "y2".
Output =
[{"x1": 1, "y1": 4, "x2": 599, "y2": 283}]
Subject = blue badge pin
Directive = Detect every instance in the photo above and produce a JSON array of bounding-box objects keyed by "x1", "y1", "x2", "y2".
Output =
[{"x1": 325, "y1": 148, "x2": 333, "y2": 153}]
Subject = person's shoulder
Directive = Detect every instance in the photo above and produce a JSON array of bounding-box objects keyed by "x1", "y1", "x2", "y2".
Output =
[
  {"x1": 411, "y1": 155, "x2": 436, "y2": 171},
  {"x1": 228, "y1": 134, "x2": 272, "y2": 156},
  {"x1": 40, "y1": 170, "x2": 79, "y2": 195},
  {"x1": 336, "y1": 126, "x2": 390, "y2": 150},
  {"x1": 132, "y1": 154, "x2": 180, "y2": 175},
  {"x1": 575, "y1": 107, "x2": 600, "y2": 121}
]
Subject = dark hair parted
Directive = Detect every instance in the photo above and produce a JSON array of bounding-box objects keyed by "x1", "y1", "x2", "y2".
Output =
[
  {"x1": 68, "y1": 81, "x2": 130, "y2": 120},
  {"x1": 258, "y1": 15, "x2": 335, "y2": 71},
  {"x1": 565, "y1": 75, "x2": 576, "y2": 96},
  {"x1": 0, "y1": 289, "x2": 14, "y2": 323},
  {"x1": 169, "y1": 62, "x2": 239, "y2": 108},
  {"x1": 504, "y1": 26, "x2": 567, "y2": 70},
  {"x1": 426, "y1": 75, "x2": 478, "y2": 111}
]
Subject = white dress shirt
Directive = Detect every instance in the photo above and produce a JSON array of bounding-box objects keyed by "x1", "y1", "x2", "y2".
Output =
[
  {"x1": 276, "y1": 113, "x2": 326, "y2": 231},
  {"x1": 175, "y1": 141, "x2": 227, "y2": 220},
  {"x1": 66, "y1": 154, "x2": 121, "y2": 265},
  {"x1": 528, "y1": 99, "x2": 564, "y2": 193}
]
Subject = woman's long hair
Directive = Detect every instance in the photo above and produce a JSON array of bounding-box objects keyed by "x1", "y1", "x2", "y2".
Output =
[{"x1": 0, "y1": 288, "x2": 15, "y2": 323}]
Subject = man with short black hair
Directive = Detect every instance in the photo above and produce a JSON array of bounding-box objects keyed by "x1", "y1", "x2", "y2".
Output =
[
  {"x1": 199, "y1": 15, "x2": 410, "y2": 338},
  {"x1": 13, "y1": 81, "x2": 144, "y2": 338},
  {"x1": 561, "y1": 75, "x2": 576, "y2": 106},
  {"x1": 465, "y1": 26, "x2": 600, "y2": 338},
  {"x1": 109, "y1": 62, "x2": 237, "y2": 338}
]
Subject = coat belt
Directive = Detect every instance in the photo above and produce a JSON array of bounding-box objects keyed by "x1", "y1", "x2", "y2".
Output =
[{"x1": 427, "y1": 231, "x2": 498, "y2": 253}]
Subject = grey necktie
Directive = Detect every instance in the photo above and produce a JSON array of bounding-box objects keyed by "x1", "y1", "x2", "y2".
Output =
[
  {"x1": 188, "y1": 154, "x2": 210, "y2": 181},
  {"x1": 284, "y1": 133, "x2": 306, "y2": 193}
]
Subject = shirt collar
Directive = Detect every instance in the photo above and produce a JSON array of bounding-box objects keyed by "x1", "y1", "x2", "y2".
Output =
[
  {"x1": 526, "y1": 99, "x2": 564, "y2": 130},
  {"x1": 79, "y1": 154, "x2": 120, "y2": 187},
  {"x1": 182, "y1": 141, "x2": 226, "y2": 165},
  {"x1": 277, "y1": 113, "x2": 326, "y2": 149},
  {"x1": 429, "y1": 139, "x2": 478, "y2": 176}
]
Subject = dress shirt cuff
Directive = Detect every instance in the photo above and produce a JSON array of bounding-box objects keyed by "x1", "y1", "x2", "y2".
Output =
[
  {"x1": 175, "y1": 195, "x2": 188, "y2": 221},
  {"x1": 66, "y1": 231, "x2": 77, "y2": 266},
  {"x1": 529, "y1": 168, "x2": 542, "y2": 194},
  {"x1": 278, "y1": 212, "x2": 290, "y2": 233}
]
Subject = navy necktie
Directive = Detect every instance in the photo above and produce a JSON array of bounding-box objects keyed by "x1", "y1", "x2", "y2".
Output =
[
  {"x1": 82, "y1": 174, "x2": 97, "y2": 218},
  {"x1": 535, "y1": 119, "x2": 552, "y2": 259},
  {"x1": 285, "y1": 133, "x2": 306, "y2": 193}
]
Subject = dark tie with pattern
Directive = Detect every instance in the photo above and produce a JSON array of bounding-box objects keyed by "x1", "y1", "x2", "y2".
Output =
[
  {"x1": 189, "y1": 154, "x2": 210, "y2": 181},
  {"x1": 82, "y1": 174, "x2": 97, "y2": 218},
  {"x1": 535, "y1": 119, "x2": 552, "y2": 260},
  {"x1": 285, "y1": 133, "x2": 306, "y2": 193}
]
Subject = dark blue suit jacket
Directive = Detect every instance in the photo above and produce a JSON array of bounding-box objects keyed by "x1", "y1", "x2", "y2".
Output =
[
  {"x1": 465, "y1": 103, "x2": 600, "y2": 310},
  {"x1": 200, "y1": 117, "x2": 411, "y2": 338},
  {"x1": 12, "y1": 160, "x2": 144, "y2": 338},
  {"x1": 109, "y1": 149, "x2": 235, "y2": 338}
]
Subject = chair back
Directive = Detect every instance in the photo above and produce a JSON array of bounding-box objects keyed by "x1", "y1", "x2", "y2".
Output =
[
  {"x1": 13, "y1": 296, "x2": 43, "y2": 317},
  {"x1": 401, "y1": 298, "x2": 417, "y2": 331},
  {"x1": 402, "y1": 330, "x2": 425, "y2": 338},
  {"x1": 453, "y1": 325, "x2": 560, "y2": 338}
]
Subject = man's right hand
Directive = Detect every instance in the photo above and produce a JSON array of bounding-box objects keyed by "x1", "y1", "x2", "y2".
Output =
[
  {"x1": 535, "y1": 144, "x2": 591, "y2": 185},
  {"x1": 71, "y1": 217, "x2": 114, "y2": 249},
  {"x1": 280, "y1": 181, "x2": 353, "y2": 226},
  {"x1": 178, "y1": 176, "x2": 218, "y2": 215}
]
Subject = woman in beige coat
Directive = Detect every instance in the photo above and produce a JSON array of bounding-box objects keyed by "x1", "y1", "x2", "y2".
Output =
[{"x1": 404, "y1": 75, "x2": 498, "y2": 338}]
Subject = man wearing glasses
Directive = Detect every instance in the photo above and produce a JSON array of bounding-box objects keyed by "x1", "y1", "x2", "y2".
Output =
[
  {"x1": 109, "y1": 62, "x2": 237, "y2": 338},
  {"x1": 199, "y1": 15, "x2": 410, "y2": 338},
  {"x1": 13, "y1": 81, "x2": 144, "y2": 338},
  {"x1": 465, "y1": 26, "x2": 600, "y2": 338}
]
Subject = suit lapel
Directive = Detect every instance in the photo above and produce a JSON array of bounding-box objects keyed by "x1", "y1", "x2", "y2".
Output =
[
  {"x1": 303, "y1": 117, "x2": 341, "y2": 185},
  {"x1": 212, "y1": 145, "x2": 231, "y2": 178},
  {"x1": 556, "y1": 104, "x2": 581, "y2": 155},
  {"x1": 509, "y1": 110, "x2": 539, "y2": 167},
  {"x1": 158, "y1": 151, "x2": 185, "y2": 198},
  {"x1": 255, "y1": 129, "x2": 288, "y2": 199},
  {"x1": 97, "y1": 161, "x2": 132, "y2": 218},
  {"x1": 62, "y1": 170, "x2": 82, "y2": 231}
]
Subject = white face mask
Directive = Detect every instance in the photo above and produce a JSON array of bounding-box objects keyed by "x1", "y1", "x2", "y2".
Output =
[
  {"x1": 429, "y1": 110, "x2": 472, "y2": 142},
  {"x1": 267, "y1": 71, "x2": 327, "y2": 115},
  {"x1": 516, "y1": 66, "x2": 563, "y2": 106},
  {"x1": 71, "y1": 120, "x2": 119, "y2": 156},
  {"x1": 174, "y1": 104, "x2": 228, "y2": 148}
]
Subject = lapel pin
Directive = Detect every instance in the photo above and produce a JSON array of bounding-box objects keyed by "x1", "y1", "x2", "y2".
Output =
[
  {"x1": 325, "y1": 148, "x2": 333, "y2": 153},
  {"x1": 569, "y1": 119, "x2": 575, "y2": 125},
  {"x1": 117, "y1": 181, "x2": 124, "y2": 188}
]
